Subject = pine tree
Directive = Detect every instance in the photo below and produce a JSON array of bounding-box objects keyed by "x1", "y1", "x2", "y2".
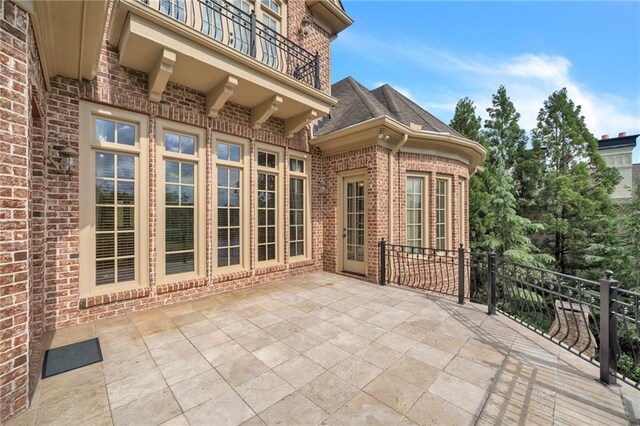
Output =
[
  {"x1": 615, "y1": 179, "x2": 640, "y2": 289},
  {"x1": 478, "y1": 158, "x2": 552, "y2": 266},
  {"x1": 484, "y1": 86, "x2": 527, "y2": 169},
  {"x1": 449, "y1": 98, "x2": 489, "y2": 250},
  {"x1": 531, "y1": 88, "x2": 621, "y2": 275},
  {"x1": 449, "y1": 96, "x2": 545, "y2": 265}
]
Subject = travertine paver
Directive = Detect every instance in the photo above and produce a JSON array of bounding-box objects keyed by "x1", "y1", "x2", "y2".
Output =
[{"x1": 8, "y1": 272, "x2": 635, "y2": 425}]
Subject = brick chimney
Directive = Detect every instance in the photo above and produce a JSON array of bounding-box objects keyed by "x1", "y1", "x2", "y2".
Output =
[
  {"x1": 601, "y1": 134, "x2": 609, "y2": 140},
  {"x1": 618, "y1": 132, "x2": 627, "y2": 137}
]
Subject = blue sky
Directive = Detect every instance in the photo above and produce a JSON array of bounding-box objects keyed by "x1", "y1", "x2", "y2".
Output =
[{"x1": 331, "y1": 1, "x2": 640, "y2": 162}]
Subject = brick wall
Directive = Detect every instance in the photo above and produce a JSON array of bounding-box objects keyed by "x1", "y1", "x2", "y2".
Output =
[
  {"x1": 322, "y1": 146, "x2": 470, "y2": 284},
  {"x1": 287, "y1": 0, "x2": 331, "y2": 95},
  {"x1": 39, "y1": 0, "x2": 327, "y2": 330},
  {"x1": 0, "y1": 0, "x2": 47, "y2": 421}
]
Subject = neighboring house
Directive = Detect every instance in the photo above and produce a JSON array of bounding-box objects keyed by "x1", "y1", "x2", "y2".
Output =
[
  {"x1": 598, "y1": 132, "x2": 639, "y2": 202},
  {"x1": 0, "y1": 0, "x2": 485, "y2": 421}
]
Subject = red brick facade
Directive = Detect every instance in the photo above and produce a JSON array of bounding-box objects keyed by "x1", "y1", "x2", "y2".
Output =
[{"x1": 0, "y1": 0, "x2": 474, "y2": 422}]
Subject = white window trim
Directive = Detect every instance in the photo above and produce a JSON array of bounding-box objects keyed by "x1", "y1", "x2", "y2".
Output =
[
  {"x1": 79, "y1": 101, "x2": 149, "y2": 298},
  {"x1": 213, "y1": 134, "x2": 250, "y2": 274},
  {"x1": 288, "y1": 151, "x2": 311, "y2": 261},
  {"x1": 156, "y1": 119, "x2": 206, "y2": 285},
  {"x1": 435, "y1": 175, "x2": 453, "y2": 251},
  {"x1": 406, "y1": 173, "x2": 429, "y2": 249},
  {"x1": 255, "y1": 142, "x2": 284, "y2": 267}
]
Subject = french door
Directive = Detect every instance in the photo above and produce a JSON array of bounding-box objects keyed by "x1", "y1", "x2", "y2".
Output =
[{"x1": 342, "y1": 176, "x2": 366, "y2": 274}]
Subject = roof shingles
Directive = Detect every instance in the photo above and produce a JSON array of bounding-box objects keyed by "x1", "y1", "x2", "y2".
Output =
[{"x1": 315, "y1": 77, "x2": 462, "y2": 138}]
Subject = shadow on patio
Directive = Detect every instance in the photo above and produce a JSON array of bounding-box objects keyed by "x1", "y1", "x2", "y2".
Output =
[{"x1": 8, "y1": 272, "x2": 636, "y2": 425}]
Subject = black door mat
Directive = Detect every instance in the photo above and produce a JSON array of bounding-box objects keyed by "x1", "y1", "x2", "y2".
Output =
[{"x1": 42, "y1": 337, "x2": 103, "y2": 379}]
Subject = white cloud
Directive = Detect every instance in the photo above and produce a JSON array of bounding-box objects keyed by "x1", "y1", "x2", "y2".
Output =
[{"x1": 336, "y1": 32, "x2": 640, "y2": 161}]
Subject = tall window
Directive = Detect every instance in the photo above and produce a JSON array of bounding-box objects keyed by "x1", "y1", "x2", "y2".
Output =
[
  {"x1": 406, "y1": 176, "x2": 424, "y2": 248},
  {"x1": 217, "y1": 142, "x2": 243, "y2": 268},
  {"x1": 289, "y1": 157, "x2": 307, "y2": 258},
  {"x1": 435, "y1": 178, "x2": 449, "y2": 250},
  {"x1": 80, "y1": 103, "x2": 149, "y2": 296},
  {"x1": 201, "y1": 0, "x2": 223, "y2": 41},
  {"x1": 158, "y1": 121, "x2": 205, "y2": 282},
  {"x1": 257, "y1": 149, "x2": 280, "y2": 263},
  {"x1": 161, "y1": 0, "x2": 186, "y2": 22}
]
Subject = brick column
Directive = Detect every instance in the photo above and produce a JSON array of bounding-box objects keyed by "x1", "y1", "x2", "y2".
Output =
[{"x1": 0, "y1": 1, "x2": 32, "y2": 421}]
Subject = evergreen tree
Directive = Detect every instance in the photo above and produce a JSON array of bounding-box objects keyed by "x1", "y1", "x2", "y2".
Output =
[
  {"x1": 478, "y1": 158, "x2": 552, "y2": 266},
  {"x1": 484, "y1": 86, "x2": 527, "y2": 169},
  {"x1": 449, "y1": 98, "x2": 489, "y2": 250},
  {"x1": 450, "y1": 97, "x2": 484, "y2": 144},
  {"x1": 612, "y1": 179, "x2": 640, "y2": 289},
  {"x1": 450, "y1": 96, "x2": 545, "y2": 265},
  {"x1": 531, "y1": 89, "x2": 621, "y2": 275}
]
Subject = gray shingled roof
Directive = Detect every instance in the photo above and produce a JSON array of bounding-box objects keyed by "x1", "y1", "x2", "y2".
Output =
[{"x1": 315, "y1": 77, "x2": 462, "y2": 138}]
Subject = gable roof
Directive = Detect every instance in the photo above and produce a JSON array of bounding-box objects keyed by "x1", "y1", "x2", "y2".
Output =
[{"x1": 315, "y1": 77, "x2": 462, "y2": 138}]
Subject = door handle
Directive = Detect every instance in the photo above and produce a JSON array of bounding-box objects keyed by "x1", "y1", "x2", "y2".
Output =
[{"x1": 342, "y1": 228, "x2": 347, "y2": 238}]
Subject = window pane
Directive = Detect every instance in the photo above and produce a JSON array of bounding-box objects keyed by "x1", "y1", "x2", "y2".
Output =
[
  {"x1": 258, "y1": 151, "x2": 266, "y2": 166},
  {"x1": 166, "y1": 185, "x2": 180, "y2": 205},
  {"x1": 117, "y1": 232, "x2": 135, "y2": 257},
  {"x1": 116, "y1": 155, "x2": 134, "y2": 180},
  {"x1": 218, "y1": 248, "x2": 229, "y2": 267},
  {"x1": 218, "y1": 168, "x2": 228, "y2": 187},
  {"x1": 117, "y1": 123, "x2": 135, "y2": 145},
  {"x1": 118, "y1": 257, "x2": 135, "y2": 282},
  {"x1": 96, "y1": 180, "x2": 114, "y2": 205},
  {"x1": 229, "y1": 247, "x2": 240, "y2": 265},
  {"x1": 117, "y1": 181, "x2": 135, "y2": 205},
  {"x1": 96, "y1": 260, "x2": 115, "y2": 285},
  {"x1": 217, "y1": 143, "x2": 228, "y2": 161},
  {"x1": 166, "y1": 252, "x2": 194, "y2": 275},
  {"x1": 96, "y1": 119, "x2": 115, "y2": 143},
  {"x1": 181, "y1": 136, "x2": 195, "y2": 155},
  {"x1": 229, "y1": 169, "x2": 240, "y2": 187},
  {"x1": 165, "y1": 132, "x2": 180, "y2": 152},
  {"x1": 166, "y1": 207, "x2": 194, "y2": 252},
  {"x1": 96, "y1": 207, "x2": 115, "y2": 231},
  {"x1": 166, "y1": 161, "x2": 180, "y2": 183},
  {"x1": 96, "y1": 152, "x2": 114, "y2": 178},
  {"x1": 181, "y1": 186, "x2": 194, "y2": 206},
  {"x1": 230, "y1": 208, "x2": 240, "y2": 226},
  {"x1": 118, "y1": 207, "x2": 135, "y2": 230},
  {"x1": 218, "y1": 209, "x2": 228, "y2": 227},
  {"x1": 181, "y1": 163, "x2": 194, "y2": 184},
  {"x1": 96, "y1": 233, "x2": 114, "y2": 259},
  {"x1": 229, "y1": 145, "x2": 241, "y2": 162}
]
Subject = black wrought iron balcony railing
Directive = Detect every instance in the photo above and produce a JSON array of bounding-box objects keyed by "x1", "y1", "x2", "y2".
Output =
[{"x1": 140, "y1": 0, "x2": 322, "y2": 90}]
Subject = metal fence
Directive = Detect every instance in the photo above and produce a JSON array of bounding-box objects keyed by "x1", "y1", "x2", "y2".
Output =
[
  {"x1": 140, "y1": 0, "x2": 321, "y2": 89},
  {"x1": 379, "y1": 238, "x2": 640, "y2": 388}
]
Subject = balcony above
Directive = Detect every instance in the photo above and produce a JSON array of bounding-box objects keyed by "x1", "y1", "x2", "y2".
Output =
[
  {"x1": 109, "y1": 0, "x2": 336, "y2": 135},
  {"x1": 306, "y1": 0, "x2": 353, "y2": 36}
]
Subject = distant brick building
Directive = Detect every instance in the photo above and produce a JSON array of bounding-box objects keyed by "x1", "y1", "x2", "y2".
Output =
[{"x1": 0, "y1": 0, "x2": 485, "y2": 421}]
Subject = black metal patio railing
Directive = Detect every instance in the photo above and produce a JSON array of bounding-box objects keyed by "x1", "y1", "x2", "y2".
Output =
[
  {"x1": 140, "y1": 0, "x2": 321, "y2": 90},
  {"x1": 379, "y1": 238, "x2": 640, "y2": 389}
]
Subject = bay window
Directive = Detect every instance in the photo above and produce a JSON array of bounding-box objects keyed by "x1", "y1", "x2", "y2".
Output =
[{"x1": 406, "y1": 176, "x2": 426, "y2": 248}]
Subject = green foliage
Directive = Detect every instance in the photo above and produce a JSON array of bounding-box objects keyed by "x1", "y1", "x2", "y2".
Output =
[
  {"x1": 477, "y1": 159, "x2": 552, "y2": 267},
  {"x1": 615, "y1": 179, "x2": 640, "y2": 289},
  {"x1": 530, "y1": 89, "x2": 621, "y2": 276},
  {"x1": 484, "y1": 86, "x2": 527, "y2": 170},
  {"x1": 450, "y1": 95, "x2": 546, "y2": 267}
]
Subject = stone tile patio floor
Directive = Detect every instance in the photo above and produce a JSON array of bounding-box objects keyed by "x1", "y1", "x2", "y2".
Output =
[{"x1": 8, "y1": 272, "x2": 640, "y2": 426}]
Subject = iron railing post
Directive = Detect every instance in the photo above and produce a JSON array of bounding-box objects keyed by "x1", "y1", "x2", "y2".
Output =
[
  {"x1": 314, "y1": 52, "x2": 321, "y2": 90},
  {"x1": 379, "y1": 239, "x2": 386, "y2": 286},
  {"x1": 599, "y1": 270, "x2": 618, "y2": 385},
  {"x1": 458, "y1": 244, "x2": 465, "y2": 305},
  {"x1": 249, "y1": 11, "x2": 257, "y2": 58},
  {"x1": 487, "y1": 251, "x2": 496, "y2": 314}
]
